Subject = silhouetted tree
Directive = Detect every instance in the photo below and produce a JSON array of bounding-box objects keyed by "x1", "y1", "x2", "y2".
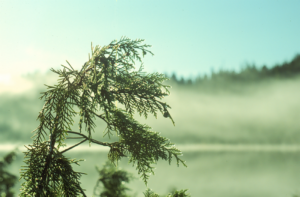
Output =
[{"x1": 171, "y1": 73, "x2": 177, "y2": 82}]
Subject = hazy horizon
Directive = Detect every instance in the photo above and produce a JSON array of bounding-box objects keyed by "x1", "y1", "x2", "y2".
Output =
[{"x1": 1, "y1": 72, "x2": 300, "y2": 145}]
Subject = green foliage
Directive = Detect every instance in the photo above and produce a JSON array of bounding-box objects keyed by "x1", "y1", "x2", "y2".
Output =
[
  {"x1": 143, "y1": 188, "x2": 190, "y2": 197},
  {"x1": 93, "y1": 162, "x2": 191, "y2": 197},
  {"x1": 143, "y1": 189, "x2": 159, "y2": 197},
  {"x1": 93, "y1": 161, "x2": 134, "y2": 197},
  {"x1": 0, "y1": 151, "x2": 17, "y2": 197},
  {"x1": 20, "y1": 142, "x2": 86, "y2": 196},
  {"x1": 20, "y1": 37, "x2": 187, "y2": 196},
  {"x1": 166, "y1": 189, "x2": 191, "y2": 197}
]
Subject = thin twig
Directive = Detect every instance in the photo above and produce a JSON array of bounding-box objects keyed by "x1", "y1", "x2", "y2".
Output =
[
  {"x1": 66, "y1": 137, "x2": 85, "y2": 139},
  {"x1": 67, "y1": 131, "x2": 111, "y2": 147},
  {"x1": 60, "y1": 139, "x2": 88, "y2": 154}
]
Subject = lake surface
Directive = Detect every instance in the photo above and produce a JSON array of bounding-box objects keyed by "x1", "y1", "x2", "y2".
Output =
[{"x1": 1, "y1": 145, "x2": 300, "y2": 197}]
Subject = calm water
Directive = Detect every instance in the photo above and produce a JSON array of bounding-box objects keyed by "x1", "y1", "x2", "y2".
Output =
[{"x1": 2, "y1": 146, "x2": 300, "y2": 197}]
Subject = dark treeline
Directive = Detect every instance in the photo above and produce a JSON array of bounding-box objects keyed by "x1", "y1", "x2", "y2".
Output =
[{"x1": 166, "y1": 54, "x2": 300, "y2": 86}]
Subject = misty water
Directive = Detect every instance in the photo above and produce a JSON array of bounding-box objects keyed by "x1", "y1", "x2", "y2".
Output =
[
  {"x1": 1, "y1": 73, "x2": 300, "y2": 196},
  {"x1": 1, "y1": 148, "x2": 300, "y2": 197}
]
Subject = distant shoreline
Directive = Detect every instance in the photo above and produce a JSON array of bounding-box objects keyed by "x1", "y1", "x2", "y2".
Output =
[{"x1": 2, "y1": 144, "x2": 300, "y2": 153}]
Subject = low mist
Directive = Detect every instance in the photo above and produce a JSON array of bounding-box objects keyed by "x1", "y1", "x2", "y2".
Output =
[
  {"x1": 1, "y1": 72, "x2": 300, "y2": 146},
  {"x1": 152, "y1": 77, "x2": 300, "y2": 145}
]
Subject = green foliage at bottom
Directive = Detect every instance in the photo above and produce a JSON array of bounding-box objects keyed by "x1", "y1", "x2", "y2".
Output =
[
  {"x1": 94, "y1": 161, "x2": 190, "y2": 197},
  {"x1": 143, "y1": 188, "x2": 191, "y2": 197},
  {"x1": 93, "y1": 161, "x2": 134, "y2": 197},
  {"x1": 166, "y1": 189, "x2": 191, "y2": 197},
  {"x1": 0, "y1": 151, "x2": 17, "y2": 197},
  {"x1": 20, "y1": 142, "x2": 86, "y2": 196}
]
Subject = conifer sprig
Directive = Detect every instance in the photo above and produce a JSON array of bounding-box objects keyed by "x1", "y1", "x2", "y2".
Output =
[{"x1": 20, "y1": 37, "x2": 186, "y2": 196}]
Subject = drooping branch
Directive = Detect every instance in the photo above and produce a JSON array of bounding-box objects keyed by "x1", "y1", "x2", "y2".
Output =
[
  {"x1": 20, "y1": 37, "x2": 186, "y2": 196},
  {"x1": 66, "y1": 131, "x2": 112, "y2": 147}
]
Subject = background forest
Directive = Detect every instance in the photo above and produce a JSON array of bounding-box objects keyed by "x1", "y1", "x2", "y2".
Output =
[{"x1": 1, "y1": 54, "x2": 300, "y2": 196}]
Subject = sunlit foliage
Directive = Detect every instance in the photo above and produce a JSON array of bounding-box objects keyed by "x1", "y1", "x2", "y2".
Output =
[{"x1": 19, "y1": 37, "x2": 186, "y2": 196}]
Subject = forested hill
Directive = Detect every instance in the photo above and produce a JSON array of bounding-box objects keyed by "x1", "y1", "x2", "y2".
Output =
[{"x1": 166, "y1": 54, "x2": 300, "y2": 86}]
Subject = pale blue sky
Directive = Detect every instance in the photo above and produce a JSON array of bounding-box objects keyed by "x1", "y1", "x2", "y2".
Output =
[{"x1": 1, "y1": 0, "x2": 300, "y2": 81}]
